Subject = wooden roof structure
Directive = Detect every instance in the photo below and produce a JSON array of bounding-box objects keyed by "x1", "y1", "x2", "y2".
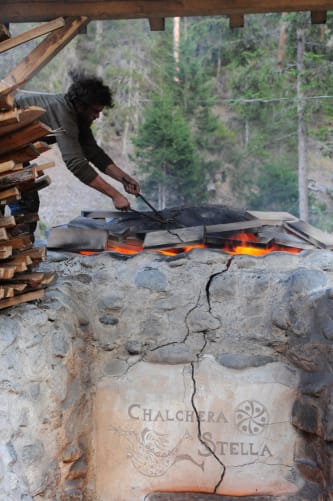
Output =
[
  {"x1": 1, "y1": 0, "x2": 333, "y2": 89},
  {"x1": 2, "y1": 1, "x2": 333, "y2": 29}
]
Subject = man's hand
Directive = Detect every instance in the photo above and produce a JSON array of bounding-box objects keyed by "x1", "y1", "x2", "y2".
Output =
[
  {"x1": 122, "y1": 176, "x2": 140, "y2": 196},
  {"x1": 113, "y1": 193, "x2": 131, "y2": 211}
]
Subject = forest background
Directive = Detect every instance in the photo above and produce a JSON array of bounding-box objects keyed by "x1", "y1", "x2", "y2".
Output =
[{"x1": 3, "y1": 12, "x2": 333, "y2": 232}]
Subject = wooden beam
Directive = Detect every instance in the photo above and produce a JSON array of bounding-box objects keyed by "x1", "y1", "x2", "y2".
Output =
[
  {"x1": 311, "y1": 10, "x2": 327, "y2": 23},
  {"x1": 0, "y1": 16, "x2": 89, "y2": 95},
  {"x1": 0, "y1": 17, "x2": 65, "y2": 54},
  {"x1": 229, "y1": 14, "x2": 244, "y2": 28},
  {"x1": 0, "y1": 24, "x2": 11, "y2": 41},
  {"x1": 149, "y1": 17, "x2": 165, "y2": 31},
  {"x1": 1, "y1": 1, "x2": 333, "y2": 23}
]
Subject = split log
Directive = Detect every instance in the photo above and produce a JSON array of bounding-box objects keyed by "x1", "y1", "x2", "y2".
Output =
[
  {"x1": 0, "y1": 228, "x2": 9, "y2": 241},
  {"x1": 0, "y1": 246, "x2": 12, "y2": 259},
  {"x1": 0, "y1": 17, "x2": 89, "y2": 95},
  {"x1": 284, "y1": 220, "x2": 333, "y2": 249},
  {"x1": 14, "y1": 213, "x2": 39, "y2": 226},
  {"x1": 0, "y1": 265, "x2": 16, "y2": 279},
  {"x1": 0, "y1": 160, "x2": 16, "y2": 173},
  {"x1": 3, "y1": 271, "x2": 56, "y2": 287},
  {"x1": 0, "y1": 289, "x2": 44, "y2": 310},
  {"x1": 0, "y1": 283, "x2": 27, "y2": 296},
  {"x1": 0, "y1": 17, "x2": 65, "y2": 54},
  {"x1": 3, "y1": 254, "x2": 33, "y2": 269},
  {"x1": 0, "y1": 106, "x2": 46, "y2": 136},
  {"x1": 0, "y1": 187, "x2": 21, "y2": 205},
  {"x1": 0, "y1": 121, "x2": 52, "y2": 155},
  {"x1": 19, "y1": 174, "x2": 51, "y2": 194},
  {"x1": 0, "y1": 215, "x2": 16, "y2": 228},
  {"x1": 0, "y1": 141, "x2": 51, "y2": 163},
  {"x1": 0, "y1": 93, "x2": 14, "y2": 111},
  {"x1": 14, "y1": 246, "x2": 47, "y2": 264},
  {"x1": 143, "y1": 226, "x2": 205, "y2": 249},
  {"x1": 4, "y1": 234, "x2": 32, "y2": 250},
  {"x1": 0, "y1": 165, "x2": 38, "y2": 188}
]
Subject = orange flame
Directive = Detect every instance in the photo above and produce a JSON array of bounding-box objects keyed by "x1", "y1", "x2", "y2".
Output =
[{"x1": 79, "y1": 231, "x2": 301, "y2": 257}]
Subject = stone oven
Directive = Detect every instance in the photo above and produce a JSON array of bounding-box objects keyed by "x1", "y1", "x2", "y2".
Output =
[{"x1": 1, "y1": 206, "x2": 333, "y2": 500}]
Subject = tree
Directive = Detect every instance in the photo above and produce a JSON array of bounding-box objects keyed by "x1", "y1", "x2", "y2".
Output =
[{"x1": 132, "y1": 87, "x2": 204, "y2": 208}]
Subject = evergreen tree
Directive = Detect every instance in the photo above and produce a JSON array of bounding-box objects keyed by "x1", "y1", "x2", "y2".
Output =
[{"x1": 132, "y1": 87, "x2": 204, "y2": 208}]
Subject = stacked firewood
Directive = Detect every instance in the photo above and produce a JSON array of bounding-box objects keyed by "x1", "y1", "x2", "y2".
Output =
[{"x1": 0, "y1": 89, "x2": 56, "y2": 310}]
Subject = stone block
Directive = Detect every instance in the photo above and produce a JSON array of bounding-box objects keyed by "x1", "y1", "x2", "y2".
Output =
[{"x1": 95, "y1": 357, "x2": 300, "y2": 500}]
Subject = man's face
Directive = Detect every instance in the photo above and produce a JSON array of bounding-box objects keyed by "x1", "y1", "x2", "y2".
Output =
[{"x1": 80, "y1": 103, "x2": 105, "y2": 125}]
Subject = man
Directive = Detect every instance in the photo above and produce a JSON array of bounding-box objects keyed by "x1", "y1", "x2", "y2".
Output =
[{"x1": 12, "y1": 70, "x2": 140, "y2": 237}]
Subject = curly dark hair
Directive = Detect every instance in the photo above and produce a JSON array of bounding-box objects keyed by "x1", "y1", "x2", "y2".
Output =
[{"x1": 66, "y1": 69, "x2": 114, "y2": 108}]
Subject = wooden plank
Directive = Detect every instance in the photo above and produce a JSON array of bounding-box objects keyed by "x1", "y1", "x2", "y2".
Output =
[
  {"x1": 34, "y1": 161, "x2": 55, "y2": 173},
  {"x1": 0, "y1": 121, "x2": 52, "y2": 155},
  {"x1": 0, "y1": 265, "x2": 16, "y2": 280},
  {"x1": 0, "y1": 283, "x2": 27, "y2": 295},
  {"x1": 0, "y1": 141, "x2": 50, "y2": 163},
  {"x1": 0, "y1": 106, "x2": 46, "y2": 136},
  {"x1": 3, "y1": 235, "x2": 32, "y2": 250},
  {"x1": 4, "y1": 271, "x2": 56, "y2": 287},
  {"x1": 0, "y1": 17, "x2": 89, "y2": 95},
  {"x1": 0, "y1": 166, "x2": 38, "y2": 189},
  {"x1": 0, "y1": 246, "x2": 12, "y2": 259},
  {"x1": 47, "y1": 226, "x2": 108, "y2": 250},
  {"x1": 14, "y1": 213, "x2": 39, "y2": 226},
  {"x1": 0, "y1": 17, "x2": 65, "y2": 54},
  {"x1": 143, "y1": 226, "x2": 205, "y2": 249},
  {"x1": 0, "y1": 228, "x2": 9, "y2": 241},
  {"x1": 19, "y1": 174, "x2": 51, "y2": 194},
  {"x1": 0, "y1": 261, "x2": 27, "y2": 274},
  {"x1": 311, "y1": 10, "x2": 327, "y2": 24},
  {"x1": 0, "y1": 93, "x2": 14, "y2": 111},
  {"x1": 0, "y1": 108, "x2": 19, "y2": 126},
  {"x1": 0, "y1": 289, "x2": 44, "y2": 310},
  {"x1": 106, "y1": 237, "x2": 144, "y2": 254},
  {"x1": 0, "y1": 286, "x2": 14, "y2": 298},
  {"x1": 3, "y1": 255, "x2": 32, "y2": 269},
  {"x1": 205, "y1": 219, "x2": 287, "y2": 235},
  {"x1": 245, "y1": 210, "x2": 298, "y2": 222},
  {"x1": 0, "y1": 187, "x2": 21, "y2": 205},
  {"x1": 14, "y1": 246, "x2": 47, "y2": 263},
  {"x1": 149, "y1": 18, "x2": 165, "y2": 31},
  {"x1": 1, "y1": 0, "x2": 331, "y2": 23},
  {"x1": 284, "y1": 220, "x2": 333, "y2": 249},
  {"x1": 0, "y1": 160, "x2": 16, "y2": 173},
  {"x1": 257, "y1": 229, "x2": 314, "y2": 250},
  {"x1": 0, "y1": 216, "x2": 16, "y2": 228},
  {"x1": 229, "y1": 14, "x2": 244, "y2": 28}
]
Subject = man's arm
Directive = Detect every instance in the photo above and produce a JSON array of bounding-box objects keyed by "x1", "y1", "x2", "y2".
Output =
[
  {"x1": 89, "y1": 173, "x2": 131, "y2": 210},
  {"x1": 104, "y1": 163, "x2": 140, "y2": 196},
  {"x1": 89, "y1": 162, "x2": 140, "y2": 211}
]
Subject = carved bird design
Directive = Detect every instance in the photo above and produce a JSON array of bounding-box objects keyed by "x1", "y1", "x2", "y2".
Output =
[{"x1": 115, "y1": 426, "x2": 204, "y2": 477}]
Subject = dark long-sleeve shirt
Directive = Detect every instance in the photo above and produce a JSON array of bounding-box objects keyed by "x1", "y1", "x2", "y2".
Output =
[{"x1": 14, "y1": 92, "x2": 113, "y2": 185}]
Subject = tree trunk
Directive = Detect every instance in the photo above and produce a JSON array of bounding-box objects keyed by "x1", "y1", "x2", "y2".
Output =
[
  {"x1": 121, "y1": 57, "x2": 133, "y2": 158},
  {"x1": 173, "y1": 17, "x2": 180, "y2": 82},
  {"x1": 278, "y1": 13, "x2": 288, "y2": 70},
  {"x1": 297, "y1": 28, "x2": 308, "y2": 222}
]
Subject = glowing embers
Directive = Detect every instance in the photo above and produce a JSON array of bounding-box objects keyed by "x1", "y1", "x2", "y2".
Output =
[
  {"x1": 47, "y1": 207, "x2": 333, "y2": 257},
  {"x1": 102, "y1": 230, "x2": 302, "y2": 257}
]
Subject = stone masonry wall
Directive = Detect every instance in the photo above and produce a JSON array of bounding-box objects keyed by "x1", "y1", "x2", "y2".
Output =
[{"x1": 1, "y1": 248, "x2": 333, "y2": 500}]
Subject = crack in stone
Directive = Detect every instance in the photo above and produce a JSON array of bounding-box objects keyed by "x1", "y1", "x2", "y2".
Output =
[
  {"x1": 206, "y1": 256, "x2": 233, "y2": 313},
  {"x1": 190, "y1": 362, "x2": 226, "y2": 494}
]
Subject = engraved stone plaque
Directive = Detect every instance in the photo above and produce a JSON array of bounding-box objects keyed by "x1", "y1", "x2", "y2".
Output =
[{"x1": 95, "y1": 356, "x2": 301, "y2": 500}]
